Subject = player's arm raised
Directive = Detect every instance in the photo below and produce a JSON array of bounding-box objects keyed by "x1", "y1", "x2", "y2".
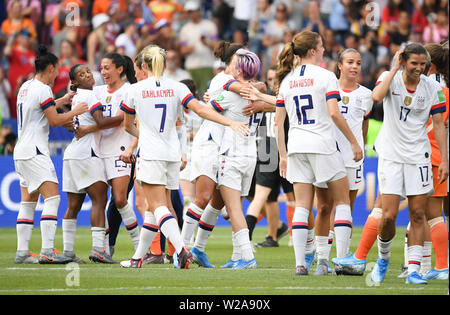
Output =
[{"x1": 372, "y1": 50, "x2": 402, "y2": 103}]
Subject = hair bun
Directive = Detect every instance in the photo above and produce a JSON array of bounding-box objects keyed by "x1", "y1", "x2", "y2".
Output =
[{"x1": 37, "y1": 45, "x2": 48, "y2": 56}]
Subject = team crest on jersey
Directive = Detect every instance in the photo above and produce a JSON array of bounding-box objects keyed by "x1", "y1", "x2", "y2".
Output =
[
  {"x1": 106, "y1": 96, "x2": 112, "y2": 103},
  {"x1": 404, "y1": 96, "x2": 412, "y2": 106},
  {"x1": 342, "y1": 96, "x2": 349, "y2": 105},
  {"x1": 416, "y1": 96, "x2": 425, "y2": 109}
]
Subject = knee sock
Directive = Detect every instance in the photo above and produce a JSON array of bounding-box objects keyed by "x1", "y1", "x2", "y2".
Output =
[
  {"x1": 334, "y1": 204, "x2": 352, "y2": 258},
  {"x1": 403, "y1": 222, "x2": 410, "y2": 267},
  {"x1": 292, "y1": 207, "x2": 309, "y2": 267},
  {"x1": 106, "y1": 199, "x2": 122, "y2": 247},
  {"x1": 155, "y1": 206, "x2": 184, "y2": 254},
  {"x1": 429, "y1": 217, "x2": 449, "y2": 270},
  {"x1": 306, "y1": 228, "x2": 315, "y2": 255},
  {"x1": 118, "y1": 203, "x2": 140, "y2": 250},
  {"x1": 150, "y1": 232, "x2": 162, "y2": 255},
  {"x1": 245, "y1": 214, "x2": 258, "y2": 241},
  {"x1": 40, "y1": 196, "x2": 60, "y2": 251},
  {"x1": 286, "y1": 202, "x2": 295, "y2": 236},
  {"x1": 377, "y1": 236, "x2": 392, "y2": 261},
  {"x1": 231, "y1": 231, "x2": 241, "y2": 261},
  {"x1": 91, "y1": 226, "x2": 105, "y2": 249},
  {"x1": 315, "y1": 235, "x2": 329, "y2": 261},
  {"x1": 194, "y1": 204, "x2": 221, "y2": 252},
  {"x1": 181, "y1": 202, "x2": 203, "y2": 246},
  {"x1": 63, "y1": 218, "x2": 77, "y2": 253},
  {"x1": 16, "y1": 201, "x2": 37, "y2": 253},
  {"x1": 133, "y1": 211, "x2": 158, "y2": 260},
  {"x1": 354, "y1": 208, "x2": 381, "y2": 260},
  {"x1": 234, "y1": 228, "x2": 254, "y2": 261},
  {"x1": 407, "y1": 245, "x2": 423, "y2": 274}
]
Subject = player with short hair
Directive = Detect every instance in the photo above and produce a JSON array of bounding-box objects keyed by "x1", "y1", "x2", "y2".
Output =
[
  {"x1": 369, "y1": 43, "x2": 448, "y2": 285},
  {"x1": 275, "y1": 30, "x2": 363, "y2": 276},
  {"x1": 119, "y1": 45, "x2": 249, "y2": 269},
  {"x1": 14, "y1": 45, "x2": 88, "y2": 264}
]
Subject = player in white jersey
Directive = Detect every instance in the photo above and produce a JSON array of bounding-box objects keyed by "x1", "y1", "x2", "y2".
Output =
[
  {"x1": 61, "y1": 64, "x2": 125, "y2": 264},
  {"x1": 119, "y1": 45, "x2": 249, "y2": 269},
  {"x1": 369, "y1": 43, "x2": 448, "y2": 285},
  {"x1": 94, "y1": 53, "x2": 140, "y2": 254},
  {"x1": 13, "y1": 45, "x2": 88, "y2": 264},
  {"x1": 275, "y1": 31, "x2": 363, "y2": 276},
  {"x1": 312, "y1": 49, "x2": 373, "y2": 268}
]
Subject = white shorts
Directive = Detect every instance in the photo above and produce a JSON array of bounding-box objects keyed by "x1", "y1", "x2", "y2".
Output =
[
  {"x1": 287, "y1": 151, "x2": 347, "y2": 185},
  {"x1": 14, "y1": 155, "x2": 58, "y2": 194},
  {"x1": 136, "y1": 158, "x2": 181, "y2": 190},
  {"x1": 63, "y1": 157, "x2": 107, "y2": 194},
  {"x1": 315, "y1": 165, "x2": 364, "y2": 191},
  {"x1": 378, "y1": 158, "x2": 434, "y2": 197},
  {"x1": 102, "y1": 156, "x2": 132, "y2": 181},
  {"x1": 190, "y1": 141, "x2": 220, "y2": 183},
  {"x1": 217, "y1": 155, "x2": 257, "y2": 196}
]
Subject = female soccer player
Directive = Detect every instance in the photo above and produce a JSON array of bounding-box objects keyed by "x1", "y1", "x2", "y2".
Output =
[
  {"x1": 370, "y1": 43, "x2": 448, "y2": 285},
  {"x1": 119, "y1": 45, "x2": 249, "y2": 269},
  {"x1": 62, "y1": 64, "x2": 124, "y2": 264},
  {"x1": 275, "y1": 31, "x2": 363, "y2": 276},
  {"x1": 314, "y1": 48, "x2": 373, "y2": 265},
  {"x1": 14, "y1": 45, "x2": 88, "y2": 264}
]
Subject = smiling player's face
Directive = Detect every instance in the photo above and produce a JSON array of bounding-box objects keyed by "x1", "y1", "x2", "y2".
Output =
[{"x1": 74, "y1": 66, "x2": 95, "y2": 89}]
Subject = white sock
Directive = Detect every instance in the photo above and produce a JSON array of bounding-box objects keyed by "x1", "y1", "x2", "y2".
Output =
[
  {"x1": 306, "y1": 228, "x2": 315, "y2": 255},
  {"x1": 16, "y1": 201, "x2": 36, "y2": 253},
  {"x1": 377, "y1": 236, "x2": 392, "y2": 260},
  {"x1": 118, "y1": 203, "x2": 140, "y2": 249},
  {"x1": 63, "y1": 219, "x2": 77, "y2": 252},
  {"x1": 181, "y1": 202, "x2": 203, "y2": 246},
  {"x1": 292, "y1": 207, "x2": 309, "y2": 267},
  {"x1": 194, "y1": 204, "x2": 221, "y2": 252},
  {"x1": 234, "y1": 228, "x2": 254, "y2": 261},
  {"x1": 315, "y1": 235, "x2": 329, "y2": 261},
  {"x1": 327, "y1": 230, "x2": 335, "y2": 256},
  {"x1": 334, "y1": 204, "x2": 352, "y2": 258},
  {"x1": 407, "y1": 245, "x2": 423, "y2": 274},
  {"x1": 403, "y1": 222, "x2": 410, "y2": 267},
  {"x1": 132, "y1": 211, "x2": 158, "y2": 260},
  {"x1": 231, "y1": 232, "x2": 241, "y2": 261},
  {"x1": 104, "y1": 212, "x2": 110, "y2": 255},
  {"x1": 155, "y1": 206, "x2": 184, "y2": 254},
  {"x1": 421, "y1": 241, "x2": 432, "y2": 273},
  {"x1": 40, "y1": 196, "x2": 60, "y2": 251},
  {"x1": 183, "y1": 196, "x2": 193, "y2": 217},
  {"x1": 91, "y1": 227, "x2": 105, "y2": 248}
]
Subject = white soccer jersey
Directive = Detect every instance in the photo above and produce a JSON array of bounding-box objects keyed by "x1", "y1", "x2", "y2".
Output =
[
  {"x1": 63, "y1": 89, "x2": 103, "y2": 160},
  {"x1": 120, "y1": 76, "x2": 194, "y2": 162},
  {"x1": 430, "y1": 73, "x2": 447, "y2": 88},
  {"x1": 93, "y1": 83, "x2": 133, "y2": 158},
  {"x1": 374, "y1": 71, "x2": 446, "y2": 164},
  {"x1": 14, "y1": 79, "x2": 56, "y2": 160},
  {"x1": 193, "y1": 71, "x2": 236, "y2": 146},
  {"x1": 276, "y1": 64, "x2": 341, "y2": 155},
  {"x1": 183, "y1": 106, "x2": 204, "y2": 156},
  {"x1": 211, "y1": 90, "x2": 263, "y2": 158},
  {"x1": 334, "y1": 85, "x2": 373, "y2": 167}
]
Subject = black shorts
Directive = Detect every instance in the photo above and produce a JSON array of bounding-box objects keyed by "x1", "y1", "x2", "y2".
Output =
[{"x1": 254, "y1": 162, "x2": 293, "y2": 202}]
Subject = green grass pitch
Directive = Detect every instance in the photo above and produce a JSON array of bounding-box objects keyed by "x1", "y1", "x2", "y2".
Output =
[{"x1": 0, "y1": 226, "x2": 448, "y2": 295}]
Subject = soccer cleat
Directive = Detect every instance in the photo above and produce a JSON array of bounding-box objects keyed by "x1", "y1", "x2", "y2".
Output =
[
  {"x1": 295, "y1": 265, "x2": 308, "y2": 276},
  {"x1": 331, "y1": 253, "x2": 365, "y2": 276},
  {"x1": 173, "y1": 252, "x2": 179, "y2": 268},
  {"x1": 14, "y1": 251, "x2": 38, "y2": 264},
  {"x1": 398, "y1": 265, "x2": 408, "y2": 278},
  {"x1": 63, "y1": 251, "x2": 86, "y2": 264},
  {"x1": 142, "y1": 252, "x2": 164, "y2": 264},
  {"x1": 255, "y1": 235, "x2": 279, "y2": 247},
  {"x1": 39, "y1": 249, "x2": 72, "y2": 264},
  {"x1": 177, "y1": 247, "x2": 193, "y2": 269},
  {"x1": 422, "y1": 268, "x2": 449, "y2": 280},
  {"x1": 305, "y1": 250, "x2": 315, "y2": 271},
  {"x1": 232, "y1": 258, "x2": 257, "y2": 269},
  {"x1": 89, "y1": 247, "x2": 116, "y2": 264},
  {"x1": 277, "y1": 222, "x2": 289, "y2": 240},
  {"x1": 191, "y1": 247, "x2": 215, "y2": 268},
  {"x1": 406, "y1": 271, "x2": 428, "y2": 284},
  {"x1": 370, "y1": 258, "x2": 389, "y2": 283},
  {"x1": 314, "y1": 259, "x2": 329, "y2": 276},
  {"x1": 221, "y1": 259, "x2": 239, "y2": 268},
  {"x1": 120, "y1": 258, "x2": 143, "y2": 268},
  {"x1": 164, "y1": 254, "x2": 173, "y2": 264}
]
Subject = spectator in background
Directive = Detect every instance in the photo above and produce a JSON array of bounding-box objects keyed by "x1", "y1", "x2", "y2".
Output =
[
  {"x1": 411, "y1": 0, "x2": 440, "y2": 42},
  {"x1": 323, "y1": 28, "x2": 343, "y2": 65},
  {"x1": 379, "y1": 0, "x2": 410, "y2": 47},
  {"x1": 249, "y1": 0, "x2": 272, "y2": 61},
  {"x1": 302, "y1": 0, "x2": 329, "y2": 38},
  {"x1": 179, "y1": 0, "x2": 219, "y2": 93},
  {"x1": 163, "y1": 49, "x2": 192, "y2": 82},
  {"x1": 422, "y1": 8, "x2": 449, "y2": 44},
  {"x1": 148, "y1": 0, "x2": 184, "y2": 24},
  {"x1": 231, "y1": 0, "x2": 257, "y2": 45},
  {"x1": 329, "y1": 0, "x2": 351, "y2": 46},
  {"x1": 350, "y1": 0, "x2": 377, "y2": 39},
  {"x1": 0, "y1": 129, "x2": 16, "y2": 154},
  {"x1": 87, "y1": 13, "x2": 114, "y2": 70},
  {"x1": 53, "y1": 39, "x2": 85, "y2": 99},
  {"x1": 0, "y1": 65, "x2": 11, "y2": 121},
  {"x1": 92, "y1": 0, "x2": 128, "y2": 19},
  {"x1": 152, "y1": 19, "x2": 179, "y2": 51},
  {"x1": 115, "y1": 19, "x2": 138, "y2": 59},
  {"x1": 6, "y1": 0, "x2": 41, "y2": 26},
  {"x1": 3, "y1": 28, "x2": 36, "y2": 119},
  {"x1": 211, "y1": 0, "x2": 234, "y2": 41},
  {"x1": 1, "y1": 0, "x2": 37, "y2": 41},
  {"x1": 389, "y1": 10, "x2": 411, "y2": 55}
]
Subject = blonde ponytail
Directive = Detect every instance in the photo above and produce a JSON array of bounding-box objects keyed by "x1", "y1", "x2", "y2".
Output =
[{"x1": 142, "y1": 45, "x2": 166, "y2": 82}]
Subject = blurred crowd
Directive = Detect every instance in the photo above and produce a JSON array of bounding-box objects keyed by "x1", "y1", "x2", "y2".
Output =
[{"x1": 0, "y1": 0, "x2": 448, "y2": 125}]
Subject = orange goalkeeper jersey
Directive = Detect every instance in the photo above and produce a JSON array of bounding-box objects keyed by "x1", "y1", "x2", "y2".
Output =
[{"x1": 426, "y1": 87, "x2": 449, "y2": 166}]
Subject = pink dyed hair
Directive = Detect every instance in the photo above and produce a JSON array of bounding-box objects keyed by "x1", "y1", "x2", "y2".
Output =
[{"x1": 235, "y1": 48, "x2": 261, "y2": 80}]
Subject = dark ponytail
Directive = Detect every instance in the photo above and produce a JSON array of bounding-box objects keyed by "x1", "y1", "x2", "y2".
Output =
[
  {"x1": 103, "y1": 52, "x2": 137, "y2": 84},
  {"x1": 35, "y1": 45, "x2": 58, "y2": 73},
  {"x1": 214, "y1": 41, "x2": 244, "y2": 65}
]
